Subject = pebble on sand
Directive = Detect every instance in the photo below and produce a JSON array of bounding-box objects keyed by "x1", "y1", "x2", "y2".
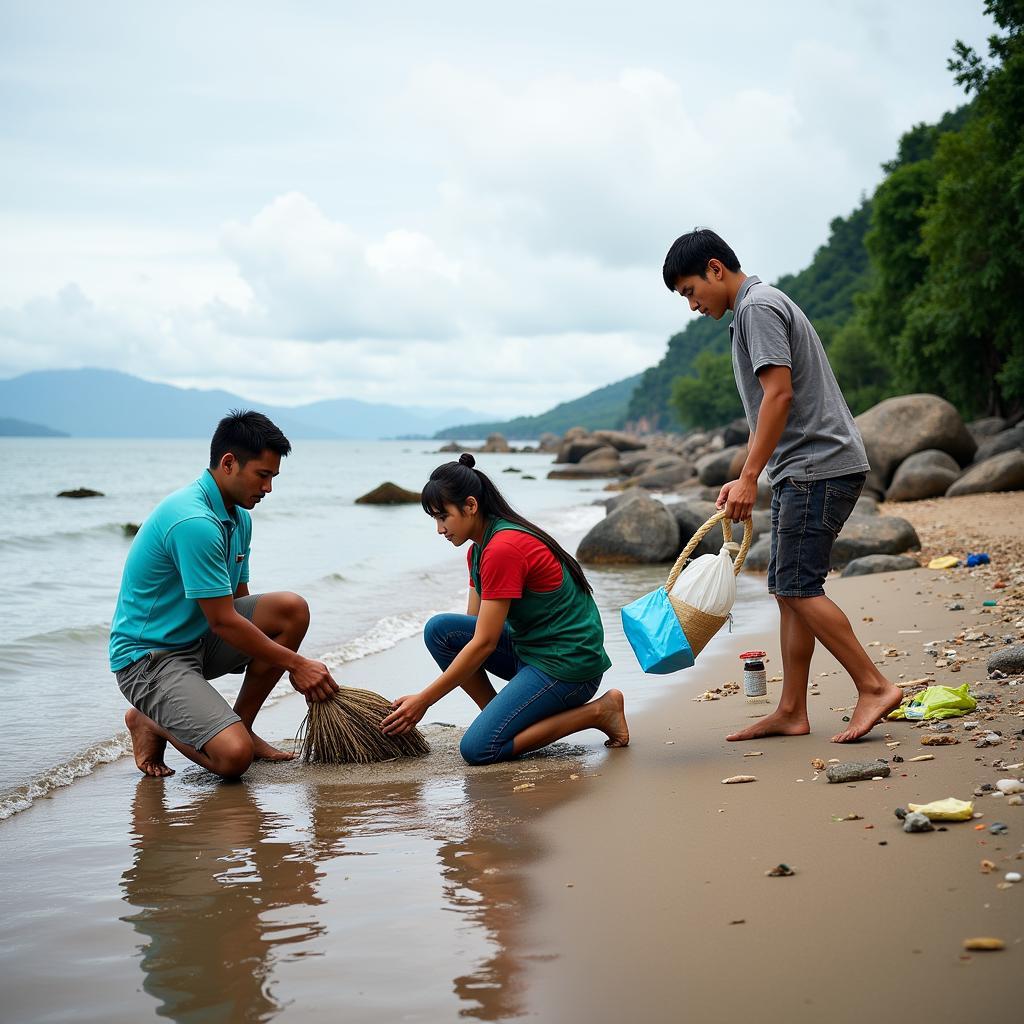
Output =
[{"x1": 721, "y1": 775, "x2": 758, "y2": 784}]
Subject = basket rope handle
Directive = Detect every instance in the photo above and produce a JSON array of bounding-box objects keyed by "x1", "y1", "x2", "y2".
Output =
[{"x1": 664, "y1": 510, "x2": 753, "y2": 592}]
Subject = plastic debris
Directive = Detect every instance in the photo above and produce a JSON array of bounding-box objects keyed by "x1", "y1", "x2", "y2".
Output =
[
  {"x1": 908, "y1": 754, "x2": 935, "y2": 762},
  {"x1": 928, "y1": 556, "x2": 960, "y2": 570},
  {"x1": 983, "y1": 600, "x2": 998, "y2": 607},
  {"x1": 906, "y1": 798, "x2": 975, "y2": 821},
  {"x1": 965, "y1": 553, "x2": 990, "y2": 567},
  {"x1": 721, "y1": 775, "x2": 757, "y2": 784},
  {"x1": 963, "y1": 937, "x2": 1004, "y2": 951},
  {"x1": 1005, "y1": 872, "x2": 1022, "y2": 884},
  {"x1": 889, "y1": 683, "x2": 976, "y2": 721}
]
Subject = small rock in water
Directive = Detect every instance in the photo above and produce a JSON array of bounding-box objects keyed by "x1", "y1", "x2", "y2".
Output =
[
  {"x1": 826, "y1": 761, "x2": 891, "y2": 784},
  {"x1": 57, "y1": 487, "x2": 104, "y2": 498},
  {"x1": 903, "y1": 811, "x2": 934, "y2": 833}
]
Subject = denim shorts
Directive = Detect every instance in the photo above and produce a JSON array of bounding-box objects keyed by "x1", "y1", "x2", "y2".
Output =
[
  {"x1": 115, "y1": 595, "x2": 259, "y2": 751},
  {"x1": 423, "y1": 613, "x2": 602, "y2": 766},
  {"x1": 767, "y1": 474, "x2": 865, "y2": 598}
]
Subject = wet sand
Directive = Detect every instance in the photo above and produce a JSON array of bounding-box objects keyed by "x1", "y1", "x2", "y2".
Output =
[{"x1": 1, "y1": 494, "x2": 1021, "y2": 1022}]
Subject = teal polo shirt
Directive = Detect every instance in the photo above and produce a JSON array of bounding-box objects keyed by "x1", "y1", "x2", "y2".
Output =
[{"x1": 109, "y1": 470, "x2": 252, "y2": 671}]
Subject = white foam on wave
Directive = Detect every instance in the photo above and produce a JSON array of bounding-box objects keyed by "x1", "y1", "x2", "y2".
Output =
[
  {"x1": 0, "y1": 605, "x2": 456, "y2": 824},
  {"x1": 0, "y1": 732, "x2": 133, "y2": 821}
]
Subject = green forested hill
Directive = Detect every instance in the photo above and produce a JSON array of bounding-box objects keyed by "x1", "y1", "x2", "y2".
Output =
[{"x1": 435, "y1": 373, "x2": 642, "y2": 439}]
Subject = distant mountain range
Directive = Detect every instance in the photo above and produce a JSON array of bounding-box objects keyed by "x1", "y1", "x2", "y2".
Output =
[
  {"x1": 0, "y1": 369, "x2": 488, "y2": 440},
  {"x1": 0, "y1": 416, "x2": 69, "y2": 437},
  {"x1": 435, "y1": 374, "x2": 642, "y2": 439}
]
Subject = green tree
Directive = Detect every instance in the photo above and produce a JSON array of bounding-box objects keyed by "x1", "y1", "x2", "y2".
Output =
[
  {"x1": 670, "y1": 350, "x2": 744, "y2": 429},
  {"x1": 897, "y1": 1, "x2": 1024, "y2": 416}
]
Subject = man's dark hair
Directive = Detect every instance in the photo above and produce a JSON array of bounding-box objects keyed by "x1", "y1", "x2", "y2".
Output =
[
  {"x1": 662, "y1": 228, "x2": 741, "y2": 290},
  {"x1": 209, "y1": 409, "x2": 292, "y2": 468}
]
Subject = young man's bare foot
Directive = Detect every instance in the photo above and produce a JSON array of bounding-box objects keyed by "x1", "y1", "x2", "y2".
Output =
[
  {"x1": 726, "y1": 709, "x2": 810, "y2": 742},
  {"x1": 831, "y1": 683, "x2": 903, "y2": 742},
  {"x1": 597, "y1": 689, "x2": 630, "y2": 747},
  {"x1": 250, "y1": 731, "x2": 295, "y2": 761},
  {"x1": 124, "y1": 708, "x2": 175, "y2": 777}
]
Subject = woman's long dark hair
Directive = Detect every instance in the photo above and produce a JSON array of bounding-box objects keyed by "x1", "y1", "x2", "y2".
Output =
[{"x1": 422, "y1": 453, "x2": 594, "y2": 595}]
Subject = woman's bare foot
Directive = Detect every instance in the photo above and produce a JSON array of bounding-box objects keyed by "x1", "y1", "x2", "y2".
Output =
[
  {"x1": 831, "y1": 683, "x2": 904, "y2": 742},
  {"x1": 596, "y1": 689, "x2": 630, "y2": 748},
  {"x1": 250, "y1": 731, "x2": 295, "y2": 761},
  {"x1": 124, "y1": 708, "x2": 174, "y2": 777},
  {"x1": 726, "y1": 709, "x2": 810, "y2": 742}
]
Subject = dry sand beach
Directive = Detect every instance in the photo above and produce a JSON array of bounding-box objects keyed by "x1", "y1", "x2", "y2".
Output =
[{"x1": 1, "y1": 493, "x2": 1021, "y2": 1023}]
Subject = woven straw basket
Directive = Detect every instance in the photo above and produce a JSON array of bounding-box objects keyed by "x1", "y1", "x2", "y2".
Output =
[{"x1": 663, "y1": 511, "x2": 753, "y2": 657}]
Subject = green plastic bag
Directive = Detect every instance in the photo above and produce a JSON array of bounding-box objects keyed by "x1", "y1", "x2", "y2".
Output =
[{"x1": 888, "y1": 683, "x2": 976, "y2": 721}]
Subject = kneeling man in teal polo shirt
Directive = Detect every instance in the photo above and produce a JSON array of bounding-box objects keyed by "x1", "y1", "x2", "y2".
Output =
[{"x1": 110, "y1": 409, "x2": 339, "y2": 779}]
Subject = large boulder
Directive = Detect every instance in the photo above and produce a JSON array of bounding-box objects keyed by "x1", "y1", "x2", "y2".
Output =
[
  {"x1": 664, "y1": 499, "x2": 731, "y2": 560},
  {"x1": 854, "y1": 495, "x2": 879, "y2": 516},
  {"x1": 722, "y1": 418, "x2": 751, "y2": 448},
  {"x1": 619, "y1": 449, "x2": 656, "y2": 476},
  {"x1": 580, "y1": 445, "x2": 621, "y2": 466},
  {"x1": 556, "y1": 437, "x2": 606, "y2": 464},
  {"x1": 563, "y1": 426, "x2": 589, "y2": 441},
  {"x1": 604, "y1": 487, "x2": 649, "y2": 514},
  {"x1": 830, "y1": 515, "x2": 921, "y2": 568},
  {"x1": 885, "y1": 449, "x2": 960, "y2": 502},
  {"x1": 742, "y1": 535, "x2": 772, "y2": 572},
  {"x1": 629, "y1": 457, "x2": 695, "y2": 490},
  {"x1": 537, "y1": 432, "x2": 561, "y2": 452},
  {"x1": 576, "y1": 493, "x2": 680, "y2": 564},
  {"x1": 947, "y1": 449, "x2": 1024, "y2": 497},
  {"x1": 841, "y1": 554, "x2": 921, "y2": 577},
  {"x1": 696, "y1": 445, "x2": 746, "y2": 486},
  {"x1": 355, "y1": 482, "x2": 421, "y2": 505},
  {"x1": 547, "y1": 460, "x2": 623, "y2": 480},
  {"x1": 437, "y1": 440, "x2": 461, "y2": 453},
  {"x1": 855, "y1": 394, "x2": 977, "y2": 484},
  {"x1": 592, "y1": 429, "x2": 647, "y2": 452},
  {"x1": 974, "y1": 424, "x2": 1024, "y2": 463},
  {"x1": 967, "y1": 416, "x2": 1008, "y2": 440},
  {"x1": 481, "y1": 433, "x2": 511, "y2": 453}
]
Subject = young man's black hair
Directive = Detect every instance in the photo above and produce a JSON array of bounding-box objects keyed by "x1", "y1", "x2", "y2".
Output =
[
  {"x1": 210, "y1": 409, "x2": 292, "y2": 469},
  {"x1": 662, "y1": 228, "x2": 741, "y2": 291}
]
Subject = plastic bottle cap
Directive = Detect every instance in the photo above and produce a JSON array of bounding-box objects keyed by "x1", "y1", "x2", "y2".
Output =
[{"x1": 739, "y1": 650, "x2": 767, "y2": 660}]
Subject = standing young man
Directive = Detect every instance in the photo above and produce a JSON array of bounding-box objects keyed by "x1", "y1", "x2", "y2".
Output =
[
  {"x1": 662, "y1": 229, "x2": 902, "y2": 743},
  {"x1": 110, "y1": 409, "x2": 339, "y2": 779}
]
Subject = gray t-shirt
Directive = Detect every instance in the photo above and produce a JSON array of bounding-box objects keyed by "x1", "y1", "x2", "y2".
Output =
[{"x1": 730, "y1": 276, "x2": 869, "y2": 485}]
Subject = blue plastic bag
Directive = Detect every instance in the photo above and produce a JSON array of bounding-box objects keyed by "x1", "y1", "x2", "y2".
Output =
[{"x1": 620, "y1": 587, "x2": 695, "y2": 674}]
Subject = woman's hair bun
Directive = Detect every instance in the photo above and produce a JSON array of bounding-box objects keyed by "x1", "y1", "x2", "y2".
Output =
[{"x1": 458, "y1": 452, "x2": 476, "y2": 468}]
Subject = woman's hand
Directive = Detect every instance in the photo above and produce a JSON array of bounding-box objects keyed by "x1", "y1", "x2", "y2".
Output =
[{"x1": 381, "y1": 693, "x2": 429, "y2": 736}]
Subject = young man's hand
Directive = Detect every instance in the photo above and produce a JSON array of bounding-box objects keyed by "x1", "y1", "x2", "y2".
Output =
[
  {"x1": 288, "y1": 657, "x2": 340, "y2": 702},
  {"x1": 381, "y1": 693, "x2": 429, "y2": 736},
  {"x1": 717, "y1": 476, "x2": 757, "y2": 523}
]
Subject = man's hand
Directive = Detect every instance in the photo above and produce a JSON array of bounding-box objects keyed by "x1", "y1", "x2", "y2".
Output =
[
  {"x1": 380, "y1": 693, "x2": 429, "y2": 736},
  {"x1": 288, "y1": 657, "x2": 340, "y2": 703},
  {"x1": 717, "y1": 476, "x2": 757, "y2": 523}
]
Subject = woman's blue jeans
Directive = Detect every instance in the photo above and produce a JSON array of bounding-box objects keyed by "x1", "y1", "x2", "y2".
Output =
[{"x1": 423, "y1": 613, "x2": 603, "y2": 765}]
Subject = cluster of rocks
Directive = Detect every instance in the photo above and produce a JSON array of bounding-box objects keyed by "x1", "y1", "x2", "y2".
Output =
[
  {"x1": 855, "y1": 394, "x2": 1024, "y2": 502},
  {"x1": 542, "y1": 393, "x2": 1021, "y2": 571},
  {"x1": 438, "y1": 432, "x2": 559, "y2": 455}
]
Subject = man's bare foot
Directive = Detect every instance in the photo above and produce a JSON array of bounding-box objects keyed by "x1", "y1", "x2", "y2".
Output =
[
  {"x1": 726, "y1": 710, "x2": 810, "y2": 742},
  {"x1": 831, "y1": 683, "x2": 904, "y2": 742},
  {"x1": 124, "y1": 708, "x2": 174, "y2": 777},
  {"x1": 250, "y1": 731, "x2": 295, "y2": 761},
  {"x1": 596, "y1": 689, "x2": 630, "y2": 748}
]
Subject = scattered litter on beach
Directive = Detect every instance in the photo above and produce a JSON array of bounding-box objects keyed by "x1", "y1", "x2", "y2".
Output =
[
  {"x1": 743, "y1": 751, "x2": 764, "y2": 757},
  {"x1": 963, "y1": 937, "x2": 1005, "y2": 951},
  {"x1": 908, "y1": 754, "x2": 935, "y2": 762},
  {"x1": 766, "y1": 864, "x2": 794, "y2": 877},
  {"x1": 513, "y1": 783, "x2": 535, "y2": 792},
  {"x1": 907, "y1": 798, "x2": 974, "y2": 821},
  {"x1": 721, "y1": 775, "x2": 757, "y2": 784}
]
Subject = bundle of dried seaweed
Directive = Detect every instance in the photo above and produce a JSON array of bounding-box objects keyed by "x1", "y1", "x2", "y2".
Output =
[{"x1": 296, "y1": 687, "x2": 430, "y2": 764}]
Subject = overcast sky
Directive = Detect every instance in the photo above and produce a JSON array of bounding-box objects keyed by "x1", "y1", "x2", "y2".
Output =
[{"x1": 0, "y1": 1, "x2": 995, "y2": 416}]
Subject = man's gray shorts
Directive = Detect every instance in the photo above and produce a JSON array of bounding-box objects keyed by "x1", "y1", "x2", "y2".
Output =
[{"x1": 116, "y1": 595, "x2": 260, "y2": 751}]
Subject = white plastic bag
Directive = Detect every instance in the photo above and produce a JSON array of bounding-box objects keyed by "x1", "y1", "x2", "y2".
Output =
[{"x1": 668, "y1": 543, "x2": 736, "y2": 616}]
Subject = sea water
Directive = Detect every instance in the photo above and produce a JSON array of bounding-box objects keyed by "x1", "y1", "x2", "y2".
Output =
[{"x1": 0, "y1": 437, "x2": 769, "y2": 820}]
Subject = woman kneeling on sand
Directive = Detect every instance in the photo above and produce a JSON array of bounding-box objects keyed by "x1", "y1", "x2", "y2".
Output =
[{"x1": 381, "y1": 454, "x2": 628, "y2": 763}]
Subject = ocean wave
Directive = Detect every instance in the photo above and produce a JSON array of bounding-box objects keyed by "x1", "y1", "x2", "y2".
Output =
[
  {"x1": 0, "y1": 732, "x2": 132, "y2": 821},
  {"x1": 0, "y1": 606, "x2": 451, "y2": 824},
  {"x1": 5, "y1": 521, "x2": 137, "y2": 552},
  {"x1": 0, "y1": 621, "x2": 110, "y2": 655}
]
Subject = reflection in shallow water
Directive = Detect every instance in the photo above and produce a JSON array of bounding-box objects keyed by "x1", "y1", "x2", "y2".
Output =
[{"x1": 120, "y1": 750, "x2": 590, "y2": 1023}]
